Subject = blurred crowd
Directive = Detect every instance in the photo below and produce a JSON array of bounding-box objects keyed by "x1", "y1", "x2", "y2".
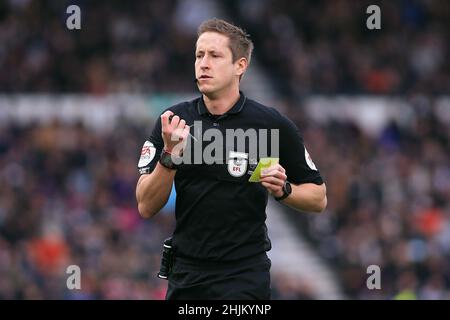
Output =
[
  {"x1": 224, "y1": 0, "x2": 450, "y2": 96},
  {"x1": 1, "y1": 0, "x2": 448, "y2": 95},
  {"x1": 285, "y1": 96, "x2": 450, "y2": 299},
  {"x1": 0, "y1": 0, "x2": 196, "y2": 93},
  {"x1": 0, "y1": 119, "x2": 175, "y2": 299}
]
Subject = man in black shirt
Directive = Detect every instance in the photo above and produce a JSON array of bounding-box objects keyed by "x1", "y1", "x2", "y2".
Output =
[{"x1": 136, "y1": 18, "x2": 327, "y2": 300}]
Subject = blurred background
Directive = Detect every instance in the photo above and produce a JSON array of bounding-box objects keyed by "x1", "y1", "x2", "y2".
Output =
[{"x1": 0, "y1": 0, "x2": 449, "y2": 299}]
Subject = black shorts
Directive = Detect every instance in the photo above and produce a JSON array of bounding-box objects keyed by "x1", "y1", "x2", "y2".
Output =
[{"x1": 166, "y1": 253, "x2": 271, "y2": 300}]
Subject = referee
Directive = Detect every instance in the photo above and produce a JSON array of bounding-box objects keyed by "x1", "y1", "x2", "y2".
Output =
[{"x1": 136, "y1": 18, "x2": 327, "y2": 300}]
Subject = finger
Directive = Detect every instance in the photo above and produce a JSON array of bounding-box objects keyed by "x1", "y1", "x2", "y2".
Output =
[
  {"x1": 261, "y1": 170, "x2": 287, "y2": 181},
  {"x1": 171, "y1": 127, "x2": 184, "y2": 142},
  {"x1": 177, "y1": 119, "x2": 186, "y2": 130},
  {"x1": 261, "y1": 164, "x2": 282, "y2": 175},
  {"x1": 161, "y1": 111, "x2": 174, "y2": 129},
  {"x1": 261, "y1": 168, "x2": 279, "y2": 177},
  {"x1": 261, "y1": 181, "x2": 271, "y2": 189},
  {"x1": 170, "y1": 115, "x2": 180, "y2": 129},
  {"x1": 261, "y1": 182, "x2": 279, "y2": 194},
  {"x1": 181, "y1": 125, "x2": 191, "y2": 139},
  {"x1": 174, "y1": 124, "x2": 190, "y2": 140},
  {"x1": 261, "y1": 165, "x2": 277, "y2": 174},
  {"x1": 271, "y1": 172, "x2": 287, "y2": 182},
  {"x1": 260, "y1": 176, "x2": 284, "y2": 187},
  {"x1": 273, "y1": 164, "x2": 285, "y2": 174}
]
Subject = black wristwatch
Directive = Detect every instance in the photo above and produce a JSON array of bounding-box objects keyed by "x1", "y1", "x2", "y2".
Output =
[
  {"x1": 274, "y1": 181, "x2": 292, "y2": 201},
  {"x1": 159, "y1": 150, "x2": 178, "y2": 170}
]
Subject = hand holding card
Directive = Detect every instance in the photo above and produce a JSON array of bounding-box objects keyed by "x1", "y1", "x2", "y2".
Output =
[{"x1": 248, "y1": 158, "x2": 280, "y2": 182}]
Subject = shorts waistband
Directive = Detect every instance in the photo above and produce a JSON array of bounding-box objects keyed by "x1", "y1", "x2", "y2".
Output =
[{"x1": 173, "y1": 252, "x2": 269, "y2": 270}]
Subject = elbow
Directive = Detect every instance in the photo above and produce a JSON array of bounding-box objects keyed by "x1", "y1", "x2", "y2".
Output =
[
  {"x1": 308, "y1": 195, "x2": 327, "y2": 213},
  {"x1": 138, "y1": 203, "x2": 156, "y2": 219},
  {"x1": 314, "y1": 184, "x2": 327, "y2": 213},
  {"x1": 315, "y1": 195, "x2": 327, "y2": 213}
]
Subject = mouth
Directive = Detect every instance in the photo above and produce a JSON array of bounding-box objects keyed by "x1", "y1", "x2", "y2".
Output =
[{"x1": 198, "y1": 75, "x2": 212, "y2": 80}]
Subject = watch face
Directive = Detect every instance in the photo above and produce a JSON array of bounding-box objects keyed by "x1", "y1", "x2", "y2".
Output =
[
  {"x1": 285, "y1": 182, "x2": 292, "y2": 194},
  {"x1": 160, "y1": 151, "x2": 175, "y2": 169},
  {"x1": 161, "y1": 153, "x2": 170, "y2": 165}
]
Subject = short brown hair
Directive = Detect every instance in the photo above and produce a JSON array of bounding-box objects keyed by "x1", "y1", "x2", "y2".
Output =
[{"x1": 197, "y1": 18, "x2": 254, "y2": 64}]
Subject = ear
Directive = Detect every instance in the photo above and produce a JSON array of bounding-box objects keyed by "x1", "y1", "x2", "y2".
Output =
[{"x1": 235, "y1": 57, "x2": 248, "y2": 78}]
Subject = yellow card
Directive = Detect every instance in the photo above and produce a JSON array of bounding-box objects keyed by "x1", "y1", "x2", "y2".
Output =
[{"x1": 248, "y1": 158, "x2": 279, "y2": 182}]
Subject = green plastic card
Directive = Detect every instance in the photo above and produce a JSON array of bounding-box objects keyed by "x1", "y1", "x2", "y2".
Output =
[{"x1": 248, "y1": 157, "x2": 280, "y2": 182}]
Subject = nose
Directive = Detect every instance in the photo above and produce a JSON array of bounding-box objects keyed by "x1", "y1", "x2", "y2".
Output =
[{"x1": 199, "y1": 56, "x2": 210, "y2": 70}]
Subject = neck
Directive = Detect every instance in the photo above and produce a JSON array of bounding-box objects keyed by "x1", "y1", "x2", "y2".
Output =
[{"x1": 203, "y1": 86, "x2": 240, "y2": 115}]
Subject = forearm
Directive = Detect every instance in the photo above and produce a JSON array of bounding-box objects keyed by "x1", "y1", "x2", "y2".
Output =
[
  {"x1": 136, "y1": 163, "x2": 176, "y2": 218},
  {"x1": 281, "y1": 183, "x2": 327, "y2": 213}
]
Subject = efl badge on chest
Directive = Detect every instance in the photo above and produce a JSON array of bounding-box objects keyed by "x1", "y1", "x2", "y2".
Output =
[{"x1": 227, "y1": 151, "x2": 248, "y2": 178}]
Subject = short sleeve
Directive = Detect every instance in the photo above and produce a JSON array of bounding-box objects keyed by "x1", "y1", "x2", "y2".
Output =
[
  {"x1": 137, "y1": 117, "x2": 163, "y2": 175},
  {"x1": 279, "y1": 116, "x2": 324, "y2": 185}
]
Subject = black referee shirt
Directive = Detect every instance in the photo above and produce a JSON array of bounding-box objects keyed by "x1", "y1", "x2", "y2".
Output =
[{"x1": 138, "y1": 92, "x2": 323, "y2": 261}]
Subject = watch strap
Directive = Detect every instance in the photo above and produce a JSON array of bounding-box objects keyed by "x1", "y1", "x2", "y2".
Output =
[
  {"x1": 159, "y1": 149, "x2": 178, "y2": 170},
  {"x1": 274, "y1": 181, "x2": 291, "y2": 201}
]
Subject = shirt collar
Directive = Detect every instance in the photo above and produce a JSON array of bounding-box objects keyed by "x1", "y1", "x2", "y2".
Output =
[{"x1": 197, "y1": 91, "x2": 247, "y2": 116}]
